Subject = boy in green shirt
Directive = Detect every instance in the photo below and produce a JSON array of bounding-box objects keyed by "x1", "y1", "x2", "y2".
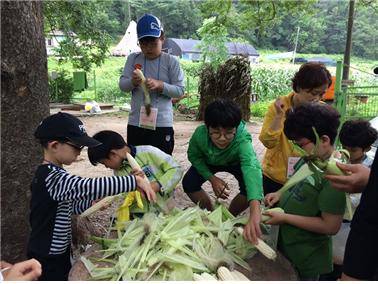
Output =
[
  {"x1": 88, "y1": 130, "x2": 183, "y2": 196},
  {"x1": 182, "y1": 99, "x2": 263, "y2": 244},
  {"x1": 264, "y1": 103, "x2": 346, "y2": 280}
]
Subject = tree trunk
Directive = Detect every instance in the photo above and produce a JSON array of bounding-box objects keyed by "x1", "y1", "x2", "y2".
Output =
[
  {"x1": 342, "y1": 0, "x2": 355, "y2": 81},
  {"x1": 1, "y1": 1, "x2": 49, "y2": 262}
]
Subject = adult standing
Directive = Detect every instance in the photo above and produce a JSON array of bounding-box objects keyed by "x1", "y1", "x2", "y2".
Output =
[
  {"x1": 259, "y1": 63, "x2": 332, "y2": 195},
  {"x1": 325, "y1": 153, "x2": 378, "y2": 280},
  {"x1": 119, "y1": 14, "x2": 185, "y2": 154}
]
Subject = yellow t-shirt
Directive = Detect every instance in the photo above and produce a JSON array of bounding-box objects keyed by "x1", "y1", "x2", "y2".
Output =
[{"x1": 259, "y1": 92, "x2": 301, "y2": 184}]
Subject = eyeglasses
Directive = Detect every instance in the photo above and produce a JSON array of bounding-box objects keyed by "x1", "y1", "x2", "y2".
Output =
[
  {"x1": 209, "y1": 131, "x2": 236, "y2": 140},
  {"x1": 65, "y1": 142, "x2": 84, "y2": 151},
  {"x1": 291, "y1": 139, "x2": 312, "y2": 148}
]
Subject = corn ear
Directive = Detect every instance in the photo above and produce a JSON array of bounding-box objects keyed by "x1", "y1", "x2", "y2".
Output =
[
  {"x1": 255, "y1": 238, "x2": 277, "y2": 260},
  {"x1": 80, "y1": 195, "x2": 117, "y2": 218},
  {"x1": 217, "y1": 266, "x2": 234, "y2": 281},
  {"x1": 277, "y1": 163, "x2": 314, "y2": 195},
  {"x1": 126, "y1": 153, "x2": 150, "y2": 184},
  {"x1": 235, "y1": 227, "x2": 277, "y2": 261},
  {"x1": 134, "y1": 68, "x2": 151, "y2": 114},
  {"x1": 261, "y1": 207, "x2": 284, "y2": 223},
  {"x1": 231, "y1": 270, "x2": 250, "y2": 281}
]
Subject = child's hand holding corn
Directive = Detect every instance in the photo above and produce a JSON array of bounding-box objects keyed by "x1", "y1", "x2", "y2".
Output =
[
  {"x1": 135, "y1": 175, "x2": 156, "y2": 203},
  {"x1": 263, "y1": 210, "x2": 286, "y2": 225}
]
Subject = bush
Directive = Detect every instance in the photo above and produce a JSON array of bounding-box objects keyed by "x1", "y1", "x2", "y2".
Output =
[
  {"x1": 251, "y1": 100, "x2": 273, "y2": 118},
  {"x1": 251, "y1": 65, "x2": 296, "y2": 101},
  {"x1": 48, "y1": 70, "x2": 74, "y2": 103}
]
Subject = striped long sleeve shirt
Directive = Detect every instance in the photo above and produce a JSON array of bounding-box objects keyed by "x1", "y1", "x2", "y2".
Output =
[{"x1": 28, "y1": 163, "x2": 136, "y2": 257}]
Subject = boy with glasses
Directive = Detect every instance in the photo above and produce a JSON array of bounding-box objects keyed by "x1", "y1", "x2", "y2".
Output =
[
  {"x1": 28, "y1": 112, "x2": 156, "y2": 280},
  {"x1": 264, "y1": 103, "x2": 346, "y2": 280},
  {"x1": 182, "y1": 99, "x2": 263, "y2": 245},
  {"x1": 119, "y1": 13, "x2": 185, "y2": 155}
]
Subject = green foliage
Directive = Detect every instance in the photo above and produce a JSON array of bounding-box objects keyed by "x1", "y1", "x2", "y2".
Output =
[
  {"x1": 181, "y1": 61, "x2": 202, "y2": 95},
  {"x1": 251, "y1": 101, "x2": 273, "y2": 118},
  {"x1": 44, "y1": 1, "x2": 113, "y2": 71},
  {"x1": 127, "y1": 0, "x2": 203, "y2": 39},
  {"x1": 251, "y1": 65, "x2": 296, "y2": 100},
  {"x1": 48, "y1": 70, "x2": 74, "y2": 103},
  {"x1": 197, "y1": 17, "x2": 228, "y2": 68}
]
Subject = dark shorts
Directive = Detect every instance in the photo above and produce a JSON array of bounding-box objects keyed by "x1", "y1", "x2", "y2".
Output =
[
  {"x1": 262, "y1": 174, "x2": 283, "y2": 195},
  {"x1": 127, "y1": 124, "x2": 174, "y2": 155},
  {"x1": 343, "y1": 227, "x2": 378, "y2": 280},
  {"x1": 182, "y1": 165, "x2": 247, "y2": 196},
  {"x1": 27, "y1": 249, "x2": 71, "y2": 281}
]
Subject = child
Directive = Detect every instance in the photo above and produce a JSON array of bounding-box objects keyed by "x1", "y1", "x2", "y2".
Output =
[
  {"x1": 259, "y1": 63, "x2": 332, "y2": 195},
  {"x1": 182, "y1": 99, "x2": 263, "y2": 244},
  {"x1": 264, "y1": 103, "x2": 346, "y2": 280},
  {"x1": 27, "y1": 112, "x2": 156, "y2": 281},
  {"x1": 87, "y1": 130, "x2": 183, "y2": 197},
  {"x1": 119, "y1": 13, "x2": 185, "y2": 155},
  {"x1": 339, "y1": 119, "x2": 377, "y2": 210},
  {"x1": 339, "y1": 119, "x2": 377, "y2": 167},
  {"x1": 321, "y1": 119, "x2": 378, "y2": 280},
  {"x1": 325, "y1": 154, "x2": 378, "y2": 280}
]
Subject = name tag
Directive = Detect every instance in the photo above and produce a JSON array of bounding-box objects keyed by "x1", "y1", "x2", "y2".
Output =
[
  {"x1": 142, "y1": 165, "x2": 154, "y2": 182},
  {"x1": 287, "y1": 157, "x2": 301, "y2": 178},
  {"x1": 139, "y1": 106, "x2": 158, "y2": 130}
]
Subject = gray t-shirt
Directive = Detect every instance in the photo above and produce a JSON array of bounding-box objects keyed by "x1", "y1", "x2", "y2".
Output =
[{"x1": 119, "y1": 52, "x2": 185, "y2": 127}]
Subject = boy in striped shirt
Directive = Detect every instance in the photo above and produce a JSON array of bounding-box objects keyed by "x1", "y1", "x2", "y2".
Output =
[{"x1": 27, "y1": 112, "x2": 156, "y2": 280}]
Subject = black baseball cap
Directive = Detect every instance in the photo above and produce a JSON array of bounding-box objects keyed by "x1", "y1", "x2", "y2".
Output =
[{"x1": 34, "y1": 112, "x2": 101, "y2": 148}]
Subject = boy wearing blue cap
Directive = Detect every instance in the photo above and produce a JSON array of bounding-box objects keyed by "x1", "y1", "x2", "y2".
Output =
[
  {"x1": 27, "y1": 112, "x2": 156, "y2": 280},
  {"x1": 119, "y1": 14, "x2": 185, "y2": 155}
]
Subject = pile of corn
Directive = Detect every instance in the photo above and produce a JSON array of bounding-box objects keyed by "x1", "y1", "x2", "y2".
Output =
[{"x1": 80, "y1": 205, "x2": 266, "y2": 281}]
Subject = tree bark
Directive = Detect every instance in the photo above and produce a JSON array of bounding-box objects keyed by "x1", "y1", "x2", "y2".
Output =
[
  {"x1": 1, "y1": 1, "x2": 49, "y2": 262},
  {"x1": 342, "y1": 0, "x2": 355, "y2": 81}
]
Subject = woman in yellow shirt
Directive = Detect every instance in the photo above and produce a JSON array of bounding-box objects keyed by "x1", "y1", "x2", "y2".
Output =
[{"x1": 259, "y1": 63, "x2": 332, "y2": 195}]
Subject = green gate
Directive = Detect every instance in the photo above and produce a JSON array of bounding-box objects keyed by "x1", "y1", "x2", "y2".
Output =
[{"x1": 334, "y1": 61, "x2": 378, "y2": 121}]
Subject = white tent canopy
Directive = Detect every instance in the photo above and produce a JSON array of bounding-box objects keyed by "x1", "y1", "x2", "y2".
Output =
[{"x1": 112, "y1": 20, "x2": 140, "y2": 57}]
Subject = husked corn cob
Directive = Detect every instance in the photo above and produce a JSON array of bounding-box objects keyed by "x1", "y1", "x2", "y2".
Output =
[
  {"x1": 134, "y1": 67, "x2": 151, "y2": 115},
  {"x1": 255, "y1": 238, "x2": 277, "y2": 260},
  {"x1": 261, "y1": 207, "x2": 284, "y2": 223},
  {"x1": 235, "y1": 227, "x2": 277, "y2": 261},
  {"x1": 80, "y1": 195, "x2": 117, "y2": 218},
  {"x1": 126, "y1": 153, "x2": 150, "y2": 185},
  {"x1": 217, "y1": 266, "x2": 234, "y2": 281}
]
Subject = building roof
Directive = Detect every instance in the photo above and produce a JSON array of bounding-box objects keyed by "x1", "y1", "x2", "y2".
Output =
[{"x1": 163, "y1": 38, "x2": 259, "y2": 57}]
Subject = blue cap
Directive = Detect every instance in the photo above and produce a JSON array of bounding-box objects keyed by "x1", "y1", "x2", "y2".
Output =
[{"x1": 137, "y1": 14, "x2": 163, "y2": 40}]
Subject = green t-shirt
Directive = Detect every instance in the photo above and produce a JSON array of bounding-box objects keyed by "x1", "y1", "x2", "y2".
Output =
[{"x1": 278, "y1": 169, "x2": 346, "y2": 277}]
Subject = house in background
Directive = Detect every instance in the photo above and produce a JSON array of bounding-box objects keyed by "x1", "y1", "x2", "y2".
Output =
[
  {"x1": 163, "y1": 38, "x2": 259, "y2": 63},
  {"x1": 45, "y1": 30, "x2": 77, "y2": 56}
]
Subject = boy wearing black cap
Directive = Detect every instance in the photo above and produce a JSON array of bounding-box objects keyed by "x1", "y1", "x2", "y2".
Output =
[
  {"x1": 28, "y1": 112, "x2": 156, "y2": 280},
  {"x1": 119, "y1": 13, "x2": 185, "y2": 155}
]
